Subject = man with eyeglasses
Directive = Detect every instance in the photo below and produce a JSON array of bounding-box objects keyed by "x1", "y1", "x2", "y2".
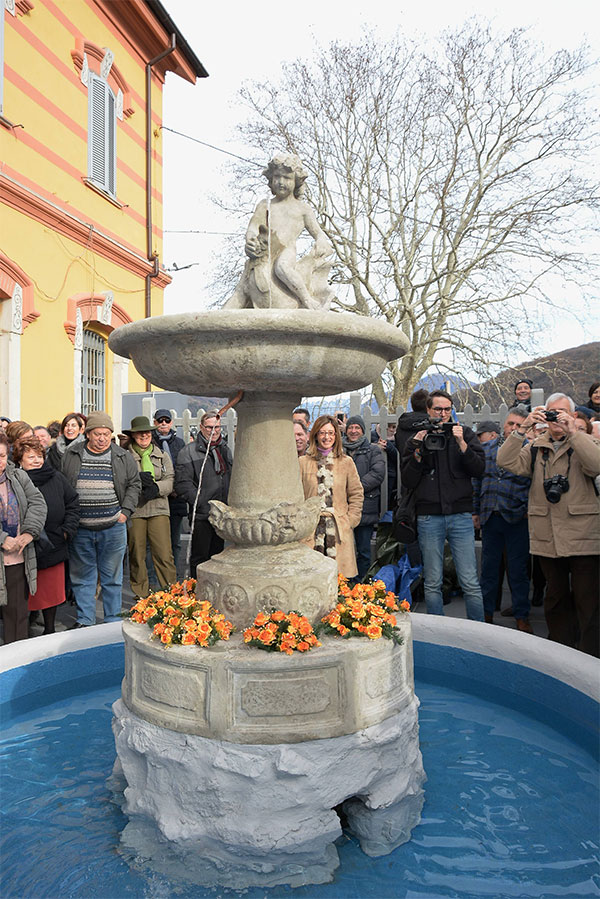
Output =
[
  {"x1": 152, "y1": 409, "x2": 187, "y2": 572},
  {"x1": 401, "y1": 389, "x2": 485, "y2": 620},
  {"x1": 175, "y1": 411, "x2": 232, "y2": 577}
]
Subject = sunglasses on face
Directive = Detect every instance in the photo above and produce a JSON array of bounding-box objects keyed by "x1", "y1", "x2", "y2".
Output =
[{"x1": 156, "y1": 417, "x2": 171, "y2": 424}]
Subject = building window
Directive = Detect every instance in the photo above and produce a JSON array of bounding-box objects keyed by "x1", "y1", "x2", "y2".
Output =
[
  {"x1": 88, "y1": 72, "x2": 116, "y2": 196},
  {"x1": 82, "y1": 329, "x2": 105, "y2": 414}
]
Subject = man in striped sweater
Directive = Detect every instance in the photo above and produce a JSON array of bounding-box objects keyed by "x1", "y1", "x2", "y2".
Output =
[{"x1": 62, "y1": 412, "x2": 140, "y2": 628}]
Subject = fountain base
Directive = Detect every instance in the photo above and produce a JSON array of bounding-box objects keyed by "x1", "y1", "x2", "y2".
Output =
[{"x1": 110, "y1": 695, "x2": 425, "y2": 889}]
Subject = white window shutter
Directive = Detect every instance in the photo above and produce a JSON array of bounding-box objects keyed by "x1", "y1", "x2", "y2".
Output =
[{"x1": 88, "y1": 73, "x2": 117, "y2": 196}]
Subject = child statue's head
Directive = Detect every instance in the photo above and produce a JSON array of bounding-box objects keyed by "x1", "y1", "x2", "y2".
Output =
[{"x1": 263, "y1": 153, "x2": 308, "y2": 198}]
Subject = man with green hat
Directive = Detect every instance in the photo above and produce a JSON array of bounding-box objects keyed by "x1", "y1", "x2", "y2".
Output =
[{"x1": 62, "y1": 411, "x2": 140, "y2": 627}]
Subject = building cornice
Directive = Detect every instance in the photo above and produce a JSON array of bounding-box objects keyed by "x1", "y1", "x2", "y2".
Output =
[{"x1": 0, "y1": 172, "x2": 171, "y2": 289}]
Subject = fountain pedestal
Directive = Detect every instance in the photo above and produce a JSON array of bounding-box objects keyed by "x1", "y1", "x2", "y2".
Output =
[{"x1": 108, "y1": 309, "x2": 423, "y2": 887}]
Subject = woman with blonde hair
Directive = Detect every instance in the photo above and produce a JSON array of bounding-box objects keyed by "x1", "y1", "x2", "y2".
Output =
[{"x1": 299, "y1": 414, "x2": 363, "y2": 577}]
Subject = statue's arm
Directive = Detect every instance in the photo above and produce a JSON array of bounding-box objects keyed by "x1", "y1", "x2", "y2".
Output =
[
  {"x1": 303, "y1": 204, "x2": 331, "y2": 256},
  {"x1": 245, "y1": 201, "x2": 268, "y2": 259}
]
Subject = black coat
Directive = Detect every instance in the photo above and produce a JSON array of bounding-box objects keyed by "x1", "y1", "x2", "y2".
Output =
[
  {"x1": 153, "y1": 429, "x2": 188, "y2": 516},
  {"x1": 175, "y1": 434, "x2": 233, "y2": 521},
  {"x1": 24, "y1": 463, "x2": 80, "y2": 569},
  {"x1": 343, "y1": 437, "x2": 386, "y2": 525},
  {"x1": 394, "y1": 411, "x2": 429, "y2": 454},
  {"x1": 400, "y1": 425, "x2": 484, "y2": 516}
]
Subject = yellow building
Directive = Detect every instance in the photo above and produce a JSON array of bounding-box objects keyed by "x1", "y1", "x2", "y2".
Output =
[{"x1": 0, "y1": 0, "x2": 206, "y2": 431}]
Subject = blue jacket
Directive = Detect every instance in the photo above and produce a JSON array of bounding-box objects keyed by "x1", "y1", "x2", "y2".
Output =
[{"x1": 472, "y1": 436, "x2": 531, "y2": 527}]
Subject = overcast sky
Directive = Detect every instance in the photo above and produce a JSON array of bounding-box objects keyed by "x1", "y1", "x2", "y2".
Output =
[{"x1": 159, "y1": 0, "x2": 598, "y2": 366}]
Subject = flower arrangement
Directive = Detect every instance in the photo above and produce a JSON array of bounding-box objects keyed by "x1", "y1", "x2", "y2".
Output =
[
  {"x1": 127, "y1": 579, "x2": 234, "y2": 647},
  {"x1": 317, "y1": 575, "x2": 409, "y2": 644},
  {"x1": 243, "y1": 609, "x2": 321, "y2": 655}
]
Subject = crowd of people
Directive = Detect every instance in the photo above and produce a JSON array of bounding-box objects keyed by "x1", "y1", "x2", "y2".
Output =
[{"x1": 1, "y1": 378, "x2": 598, "y2": 657}]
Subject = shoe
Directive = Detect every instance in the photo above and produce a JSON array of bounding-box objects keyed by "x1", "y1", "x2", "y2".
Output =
[
  {"x1": 69, "y1": 621, "x2": 89, "y2": 629},
  {"x1": 500, "y1": 607, "x2": 514, "y2": 618},
  {"x1": 516, "y1": 618, "x2": 533, "y2": 634},
  {"x1": 484, "y1": 614, "x2": 494, "y2": 624},
  {"x1": 531, "y1": 589, "x2": 544, "y2": 607}
]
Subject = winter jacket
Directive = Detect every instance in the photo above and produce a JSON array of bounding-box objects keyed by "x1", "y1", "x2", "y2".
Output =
[
  {"x1": 394, "y1": 411, "x2": 430, "y2": 454},
  {"x1": 47, "y1": 433, "x2": 84, "y2": 472},
  {"x1": 175, "y1": 434, "x2": 233, "y2": 521},
  {"x1": 343, "y1": 436, "x2": 385, "y2": 525},
  {"x1": 129, "y1": 444, "x2": 174, "y2": 519},
  {"x1": 401, "y1": 424, "x2": 484, "y2": 516},
  {"x1": 497, "y1": 429, "x2": 600, "y2": 558},
  {"x1": 22, "y1": 463, "x2": 80, "y2": 569},
  {"x1": 152, "y1": 429, "x2": 188, "y2": 516},
  {"x1": 299, "y1": 453, "x2": 364, "y2": 577},
  {"x1": 61, "y1": 440, "x2": 141, "y2": 520},
  {"x1": 0, "y1": 463, "x2": 47, "y2": 605}
]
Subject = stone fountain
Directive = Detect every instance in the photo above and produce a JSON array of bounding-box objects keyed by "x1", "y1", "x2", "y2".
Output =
[{"x1": 108, "y1": 154, "x2": 425, "y2": 888}]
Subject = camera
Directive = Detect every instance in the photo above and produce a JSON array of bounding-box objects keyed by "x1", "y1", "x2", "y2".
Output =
[
  {"x1": 417, "y1": 418, "x2": 455, "y2": 451},
  {"x1": 544, "y1": 409, "x2": 559, "y2": 422},
  {"x1": 543, "y1": 474, "x2": 570, "y2": 503}
]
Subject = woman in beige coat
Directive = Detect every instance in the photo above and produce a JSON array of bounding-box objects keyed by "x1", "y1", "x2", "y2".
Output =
[{"x1": 299, "y1": 415, "x2": 364, "y2": 577}]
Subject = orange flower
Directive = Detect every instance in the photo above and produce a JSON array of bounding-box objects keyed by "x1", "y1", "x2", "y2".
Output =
[
  {"x1": 258, "y1": 630, "x2": 275, "y2": 644},
  {"x1": 271, "y1": 610, "x2": 286, "y2": 622},
  {"x1": 131, "y1": 612, "x2": 143, "y2": 623},
  {"x1": 243, "y1": 629, "x2": 254, "y2": 643},
  {"x1": 298, "y1": 619, "x2": 312, "y2": 636},
  {"x1": 183, "y1": 619, "x2": 198, "y2": 632},
  {"x1": 288, "y1": 613, "x2": 302, "y2": 630},
  {"x1": 366, "y1": 624, "x2": 382, "y2": 639},
  {"x1": 400, "y1": 600, "x2": 410, "y2": 612},
  {"x1": 181, "y1": 632, "x2": 196, "y2": 645},
  {"x1": 297, "y1": 641, "x2": 310, "y2": 651},
  {"x1": 197, "y1": 622, "x2": 211, "y2": 640},
  {"x1": 153, "y1": 622, "x2": 166, "y2": 635},
  {"x1": 161, "y1": 631, "x2": 173, "y2": 644},
  {"x1": 338, "y1": 625, "x2": 350, "y2": 636},
  {"x1": 164, "y1": 605, "x2": 177, "y2": 617},
  {"x1": 142, "y1": 605, "x2": 157, "y2": 621},
  {"x1": 386, "y1": 614, "x2": 397, "y2": 626},
  {"x1": 168, "y1": 616, "x2": 181, "y2": 627},
  {"x1": 254, "y1": 612, "x2": 269, "y2": 627}
]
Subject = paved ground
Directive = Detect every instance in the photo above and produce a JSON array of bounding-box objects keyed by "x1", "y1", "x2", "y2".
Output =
[{"x1": 3, "y1": 533, "x2": 548, "y2": 645}]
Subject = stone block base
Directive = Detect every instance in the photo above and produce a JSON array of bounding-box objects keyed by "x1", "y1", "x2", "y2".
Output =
[{"x1": 111, "y1": 697, "x2": 425, "y2": 889}]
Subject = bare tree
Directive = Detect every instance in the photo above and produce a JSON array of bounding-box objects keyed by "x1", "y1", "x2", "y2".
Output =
[{"x1": 215, "y1": 22, "x2": 599, "y2": 406}]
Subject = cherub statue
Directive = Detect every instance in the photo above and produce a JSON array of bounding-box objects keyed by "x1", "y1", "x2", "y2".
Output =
[{"x1": 223, "y1": 154, "x2": 334, "y2": 310}]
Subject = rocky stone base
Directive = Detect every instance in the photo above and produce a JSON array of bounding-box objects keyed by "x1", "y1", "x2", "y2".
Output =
[{"x1": 110, "y1": 697, "x2": 426, "y2": 889}]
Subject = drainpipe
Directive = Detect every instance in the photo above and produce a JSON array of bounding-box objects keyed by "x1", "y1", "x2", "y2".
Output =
[{"x1": 144, "y1": 34, "x2": 176, "y2": 389}]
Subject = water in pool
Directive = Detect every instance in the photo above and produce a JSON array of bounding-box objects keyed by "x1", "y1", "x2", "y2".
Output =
[{"x1": 1, "y1": 681, "x2": 597, "y2": 898}]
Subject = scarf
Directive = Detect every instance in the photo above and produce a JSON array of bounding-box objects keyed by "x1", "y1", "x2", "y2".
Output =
[
  {"x1": 0, "y1": 470, "x2": 19, "y2": 538},
  {"x1": 342, "y1": 433, "x2": 369, "y2": 454},
  {"x1": 314, "y1": 456, "x2": 336, "y2": 560},
  {"x1": 55, "y1": 432, "x2": 84, "y2": 456},
  {"x1": 24, "y1": 461, "x2": 55, "y2": 487},
  {"x1": 132, "y1": 443, "x2": 155, "y2": 478},
  {"x1": 158, "y1": 432, "x2": 173, "y2": 461},
  {"x1": 199, "y1": 434, "x2": 226, "y2": 476}
]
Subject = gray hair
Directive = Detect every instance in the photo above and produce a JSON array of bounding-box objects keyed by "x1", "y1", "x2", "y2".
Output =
[
  {"x1": 507, "y1": 406, "x2": 528, "y2": 419},
  {"x1": 546, "y1": 393, "x2": 575, "y2": 412}
]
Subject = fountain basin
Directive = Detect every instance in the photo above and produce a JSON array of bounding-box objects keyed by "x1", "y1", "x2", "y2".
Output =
[{"x1": 107, "y1": 309, "x2": 409, "y2": 396}]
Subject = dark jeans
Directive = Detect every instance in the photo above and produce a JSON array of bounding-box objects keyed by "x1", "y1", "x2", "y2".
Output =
[
  {"x1": 481, "y1": 514, "x2": 530, "y2": 620},
  {"x1": 2, "y1": 563, "x2": 28, "y2": 643},
  {"x1": 539, "y1": 555, "x2": 599, "y2": 657},
  {"x1": 190, "y1": 519, "x2": 224, "y2": 577},
  {"x1": 354, "y1": 524, "x2": 374, "y2": 581}
]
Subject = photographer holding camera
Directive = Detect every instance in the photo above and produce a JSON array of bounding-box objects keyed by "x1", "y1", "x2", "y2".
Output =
[
  {"x1": 401, "y1": 390, "x2": 485, "y2": 620},
  {"x1": 497, "y1": 393, "x2": 600, "y2": 656}
]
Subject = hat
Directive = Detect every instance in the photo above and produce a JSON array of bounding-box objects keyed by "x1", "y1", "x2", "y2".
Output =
[
  {"x1": 85, "y1": 411, "x2": 114, "y2": 433},
  {"x1": 514, "y1": 378, "x2": 533, "y2": 391},
  {"x1": 346, "y1": 415, "x2": 366, "y2": 434},
  {"x1": 476, "y1": 420, "x2": 500, "y2": 436},
  {"x1": 154, "y1": 408, "x2": 172, "y2": 421},
  {"x1": 123, "y1": 415, "x2": 155, "y2": 435}
]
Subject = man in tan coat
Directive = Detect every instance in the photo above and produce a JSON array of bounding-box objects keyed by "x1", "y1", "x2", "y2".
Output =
[{"x1": 497, "y1": 393, "x2": 600, "y2": 656}]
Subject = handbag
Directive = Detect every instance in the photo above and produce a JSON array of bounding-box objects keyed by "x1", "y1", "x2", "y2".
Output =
[{"x1": 391, "y1": 489, "x2": 418, "y2": 545}]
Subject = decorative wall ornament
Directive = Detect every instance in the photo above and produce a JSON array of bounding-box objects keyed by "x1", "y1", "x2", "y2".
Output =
[
  {"x1": 209, "y1": 497, "x2": 321, "y2": 546},
  {"x1": 5, "y1": 0, "x2": 16, "y2": 15},
  {"x1": 100, "y1": 291, "x2": 114, "y2": 325},
  {"x1": 74, "y1": 308, "x2": 84, "y2": 351},
  {"x1": 11, "y1": 284, "x2": 22, "y2": 334},
  {"x1": 81, "y1": 52, "x2": 89, "y2": 87},
  {"x1": 100, "y1": 49, "x2": 114, "y2": 81},
  {"x1": 116, "y1": 89, "x2": 123, "y2": 121}
]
